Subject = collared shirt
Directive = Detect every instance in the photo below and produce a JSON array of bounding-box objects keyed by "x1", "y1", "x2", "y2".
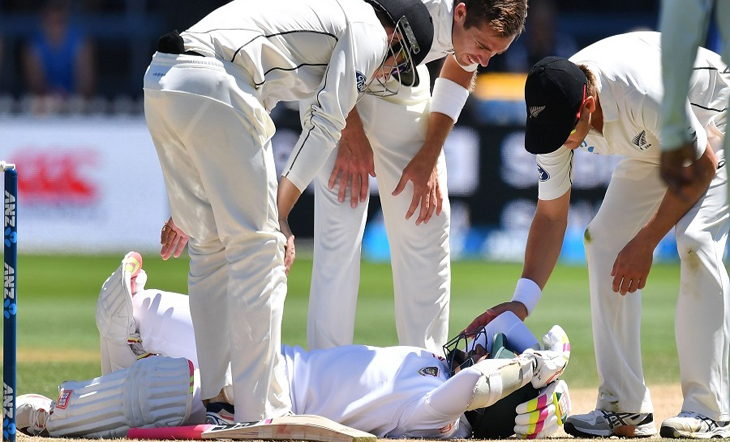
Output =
[
  {"x1": 181, "y1": 0, "x2": 388, "y2": 192},
  {"x1": 284, "y1": 344, "x2": 471, "y2": 439},
  {"x1": 536, "y1": 31, "x2": 728, "y2": 201}
]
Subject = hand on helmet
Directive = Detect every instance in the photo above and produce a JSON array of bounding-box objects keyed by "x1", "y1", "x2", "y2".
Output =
[{"x1": 523, "y1": 325, "x2": 570, "y2": 388}]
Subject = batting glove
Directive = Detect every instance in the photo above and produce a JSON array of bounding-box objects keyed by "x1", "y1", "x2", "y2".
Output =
[
  {"x1": 514, "y1": 380, "x2": 571, "y2": 439},
  {"x1": 523, "y1": 325, "x2": 570, "y2": 388}
]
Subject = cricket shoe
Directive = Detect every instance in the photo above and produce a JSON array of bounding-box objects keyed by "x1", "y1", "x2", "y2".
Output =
[
  {"x1": 205, "y1": 402, "x2": 235, "y2": 425},
  {"x1": 16, "y1": 394, "x2": 52, "y2": 436},
  {"x1": 564, "y1": 409, "x2": 656, "y2": 438},
  {"x1": 522, "y1": 325, "x2": 571, "y2": 388},
  {"x1": 660, "y1": 411, "x2": 730, "y2": 438},
  {"x1": 95, "y1": 251, "x2": 146, "y2": 342}
]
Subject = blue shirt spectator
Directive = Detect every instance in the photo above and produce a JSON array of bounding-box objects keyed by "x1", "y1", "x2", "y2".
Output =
[{"x1": 21, "y1": 0, "x2": 95, "y2": 97}]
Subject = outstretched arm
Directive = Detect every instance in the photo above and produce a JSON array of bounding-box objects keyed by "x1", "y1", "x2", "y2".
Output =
[{"x1": 466, "y1": 192, "x2": 570, "y2": 332}]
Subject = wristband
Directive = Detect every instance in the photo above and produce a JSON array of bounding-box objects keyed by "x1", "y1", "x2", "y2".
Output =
[
  {"x1": 511, "y1": 278, "x2": 542, "y2": 315},
  {"x1": 430, "y1": 77, "x2": 469, "y2": 123}
]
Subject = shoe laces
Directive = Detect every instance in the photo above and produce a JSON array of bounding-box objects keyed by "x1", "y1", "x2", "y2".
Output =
[
  {"x1": 26, "y1": 404, "x2": 50, "y2": 435},
  {"x1": 677, "y1": 411, "x2": 729, "y2": 430}
]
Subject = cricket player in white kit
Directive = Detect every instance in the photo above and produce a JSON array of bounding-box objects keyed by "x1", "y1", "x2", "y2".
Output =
[
  {"x1": 298, "y1": 0, "x2": 527, "y2": 354},
  {"x1": 659, "y1": 0, "x2": 730, "y2": 200},
  {"x1": 467, "y1": 31, "x2": 730, "y2": 438},
  {"x1": 17, "y1": 253, "x2": 571, "y2": 439},
  {"x1": 143, "y1": 0, "x2": 434, "y2": 422}
]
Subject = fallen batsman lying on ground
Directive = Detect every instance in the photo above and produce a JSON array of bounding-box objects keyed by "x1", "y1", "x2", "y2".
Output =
[{"x1": 17, "y1": 252, "x2": 571, "y2": 439}]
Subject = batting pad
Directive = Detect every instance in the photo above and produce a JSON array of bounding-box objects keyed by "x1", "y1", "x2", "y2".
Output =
[
  {"x1": 129, "y1": 415, "x2": 377, "y2": 442},
  {"x1": 48, "y1": 356, "x2": 195, "y2": 438},
  {"x1": 467, "y1": 356, "x2": 532, "y2": 411}
]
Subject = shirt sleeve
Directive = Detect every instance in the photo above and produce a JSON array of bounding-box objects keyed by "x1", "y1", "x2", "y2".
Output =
[
  {"x1": 659, "y1": 0, "x2": 714, "y2": 151},
  {"x1": 536, "y1": 148, "x2": 573, "y2": 201},
  {"x1": 281, "y1": 22, "x2": 387, "y2": 192},
  {"x1": 388, "y1": 366, "x2": 477, "y2": 438}
]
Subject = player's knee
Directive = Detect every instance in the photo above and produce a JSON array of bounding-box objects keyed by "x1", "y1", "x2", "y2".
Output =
[
  {"x1": 583, "y1": 220, "x2": 611, "y2": 251},
  {"x1": 675, "y1": 227, "x2": 709, "y2": 260}
]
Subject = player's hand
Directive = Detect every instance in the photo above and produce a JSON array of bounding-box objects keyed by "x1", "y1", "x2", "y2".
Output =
[
  {"x1": 611, "y1": 234, "x2": 655, "y2": 295},
  {"x1": 329, "y1": 126, "x2": 375, "y2": 208},
  {"x1": 463, "y1": 301, "x2": 528, "y2": 336},
  {"x1": 279, "y1": 218, "x2": 296, "y2": 275},
  {"x1": 514, "y1": 380, "x2": 571, "y2": 439},
  {"x1": 659, "y1": 142, "x2": 698, "y2": 202},
  {"x1": 392, "y1": 154, "x2": 442, "y2": 225},
  {"x1": 160, "y1": 217, "x2": 189, "y2": 260}
]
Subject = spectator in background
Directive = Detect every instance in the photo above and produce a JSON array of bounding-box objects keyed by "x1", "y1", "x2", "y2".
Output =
[
  {"x1": 21, "y1": 0, "x2": 95, "y2": 98},
  {"x1": 503, "y1": 0, "x2": 577, "y2": 73}
]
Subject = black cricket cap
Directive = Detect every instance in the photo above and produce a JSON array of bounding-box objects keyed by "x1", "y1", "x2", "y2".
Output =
[
  {"x1": 366, "y1": 0, "x2": 433, "y2": 87},
  {"x1": 524, "y1": 56, "x2": 587, "y2": 154}
]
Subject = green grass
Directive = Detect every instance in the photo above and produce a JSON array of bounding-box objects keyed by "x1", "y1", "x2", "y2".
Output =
[{"x1": 6, "y1": 254, "x2": 684, "y2": 399}]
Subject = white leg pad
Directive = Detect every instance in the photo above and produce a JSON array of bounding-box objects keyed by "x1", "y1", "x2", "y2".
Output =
[
  {"x1": 48, "y1": 356, "x2": 194, "y2": 438},
  {"x1": 467, "y1": 357, "x2": 534, "y2": 411}
]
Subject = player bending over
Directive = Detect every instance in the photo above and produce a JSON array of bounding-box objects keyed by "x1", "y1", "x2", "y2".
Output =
[{"x1": 17, "y1": 253, "x2": 571, "y2": 439}]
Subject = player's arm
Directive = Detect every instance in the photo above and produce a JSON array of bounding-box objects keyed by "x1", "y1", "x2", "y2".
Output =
[
  {"x1": 280, "y1": 21, "x2": 385, "y2": 195},
  {"x1": 277, "y1": 177, "x2": 302, "y2": 275},
  {"x1": 659, "y1": 0, "x2": 713, "y2": 191},
  {"x1": 611, "y1": 141, "x2": 716, "y2": 294},
  {"x1": 492, "y1": 192, "x2": 572, "y2": 321},
  {"x1": 277, "y1": 23, "x2": 386, "y2": 272},
  {"x1": 466, "y1": 190, "x2": 571, "y2": 332},
  {"x1": 392, "y1": 55, "x2": 473, "y2": 225},
  {"x1": 329, "y1": 106, "x2": 376, "y2": 209},
  {"x1": 659, "y1": 0, "x2": 710, "y2": 152}
]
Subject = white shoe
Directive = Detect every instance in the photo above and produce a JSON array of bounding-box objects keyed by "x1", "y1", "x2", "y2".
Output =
[
  {"x1": 16, "y1": 394, "x2": 52, "y2": 436},
  {"x1": 565, "y1": 409, "x2": 656, "y2": 438},
  {"x1": 661, "y1": 411, "x2": 730, "y2": 438},
  {"x1": 95, "y1": 252, "x2": 144, "y2": 342}
]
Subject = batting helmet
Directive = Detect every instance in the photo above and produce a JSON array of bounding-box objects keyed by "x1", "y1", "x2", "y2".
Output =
[
  {"x1": 445, "y1": 331, "x2": 541, "y2": 439},
  {"x1": 364, "y1": 0, "x2": 433, "y2": 87}
]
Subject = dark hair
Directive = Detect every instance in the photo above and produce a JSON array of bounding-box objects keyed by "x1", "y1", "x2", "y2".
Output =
[{"x1": 460, "y1": 0, "x2": 527, "y2": 38}]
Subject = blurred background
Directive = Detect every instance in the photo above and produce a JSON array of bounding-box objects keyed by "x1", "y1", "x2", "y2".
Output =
[{"x1": 0, "y1": 0, "x2": 724, "y2": 262}]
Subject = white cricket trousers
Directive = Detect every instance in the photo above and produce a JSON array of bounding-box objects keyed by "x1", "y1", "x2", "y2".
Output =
[
  {"x1": 308, "y1": 65, "x2": 451, "y2": 354},
  {"x1": 585, "y1": 145, "x2": 729, "y2": 420},
  {"x1": 143, "y1": 52, "x2": 292, "y2": 421}
]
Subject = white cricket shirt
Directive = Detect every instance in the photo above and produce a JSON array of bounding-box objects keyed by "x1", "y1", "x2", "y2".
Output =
[
  {"x1": 283, "y1": 344, "x2": 471, "y2": 438},
  {"x1": 536, "y1": 31, "x2": 728, "y2": 201},
  {"x1": 181, "y1": 0, "x2": 388, "y2": 192}
]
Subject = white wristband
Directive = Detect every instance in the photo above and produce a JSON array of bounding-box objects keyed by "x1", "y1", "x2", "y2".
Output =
[
  {"x1": 430, "y1": 77, "x2": 469, "y2": 123},
  {"x1": 511, "y1": 278, "x2": 542, "y2": 316}
]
